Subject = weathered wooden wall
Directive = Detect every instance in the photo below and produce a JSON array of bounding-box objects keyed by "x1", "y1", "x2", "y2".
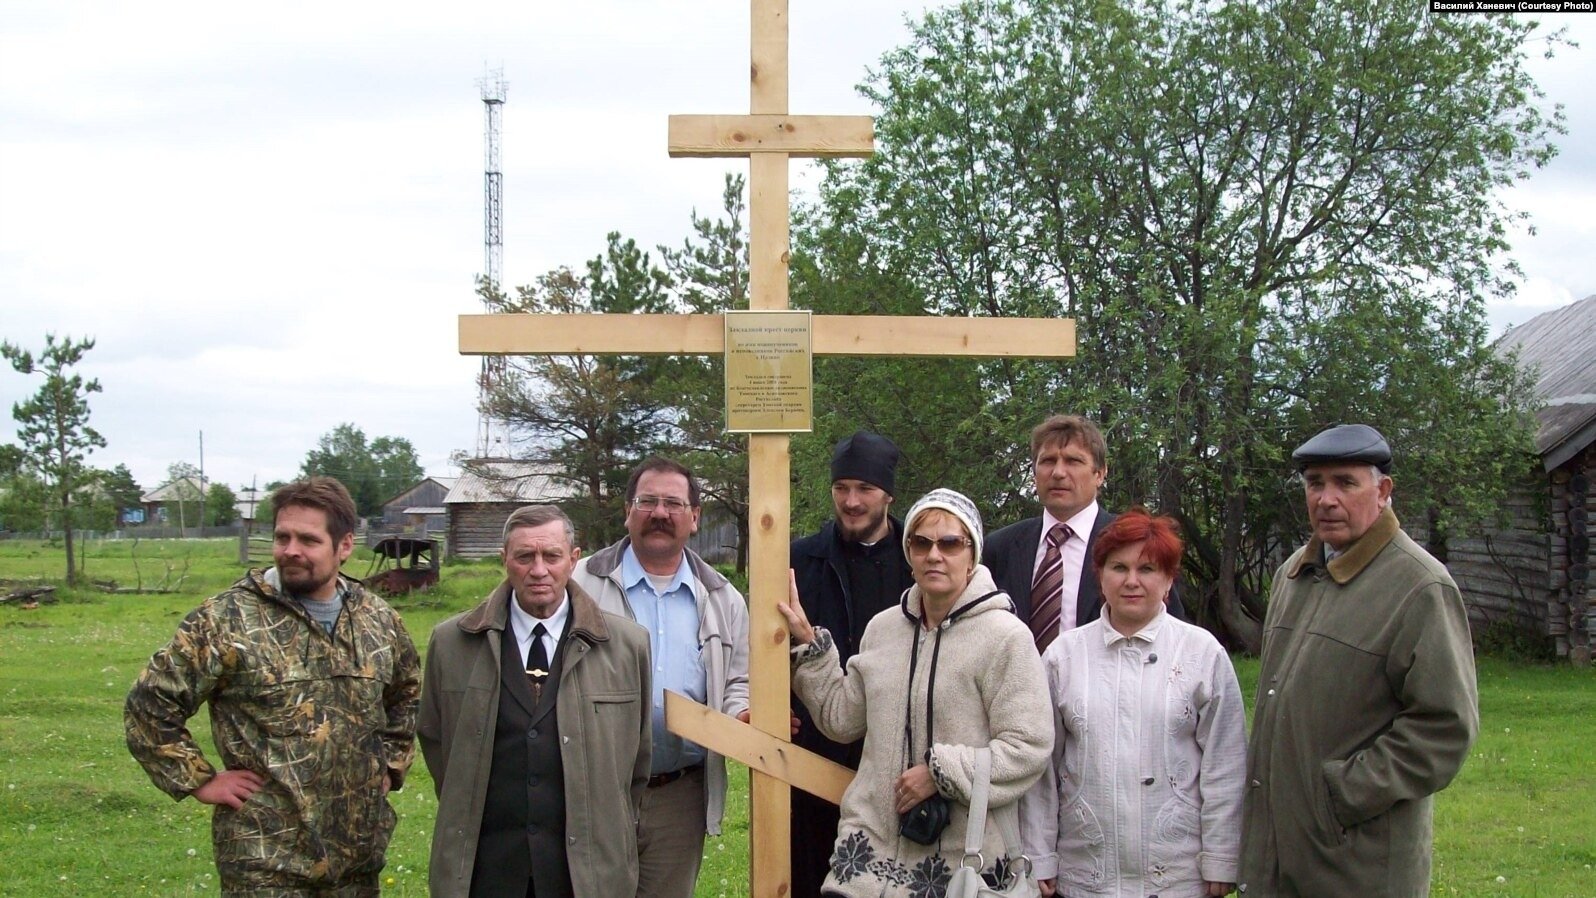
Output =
[
  {"x1": 380, "y1": 479, "x2": 451, "y2": 531},
  {"x1": 1548, "y1": 448, "x2": 1593, "y2": 663},
  {"x1": 688, "y1": 507, "x2": 740, "y2": 566},
  {"x1": 448, "y1": 502, "x2": 519, "y2": 559},
  {"x1": 1443, "y1": 476, "x2": 1550, "y2": 637},
  {"x1": 1420, "y1": 447, "x2": 1596, "y2": 662}
]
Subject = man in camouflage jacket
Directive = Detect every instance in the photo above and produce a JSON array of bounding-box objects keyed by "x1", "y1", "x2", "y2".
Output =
[{"x1": 126, "y1": 477, "x2": 422, "y2": 897}]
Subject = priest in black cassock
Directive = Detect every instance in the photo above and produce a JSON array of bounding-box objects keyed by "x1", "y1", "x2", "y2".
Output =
[{"x1": 788, "y1": 432, "x2": 916, "y2": 898}]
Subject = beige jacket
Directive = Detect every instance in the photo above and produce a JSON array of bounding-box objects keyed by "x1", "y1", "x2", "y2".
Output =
[
  {"x1": 792, "y1": 565, "x2": 1053, "y2": 898},
  {"x1": 571, "y1": 537, "x2": 750, "y2": 836}
]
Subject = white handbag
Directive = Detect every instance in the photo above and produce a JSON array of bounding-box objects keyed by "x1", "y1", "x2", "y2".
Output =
[{"x1": 945, "y1": 747, "x2": 1042, "y2": 898}]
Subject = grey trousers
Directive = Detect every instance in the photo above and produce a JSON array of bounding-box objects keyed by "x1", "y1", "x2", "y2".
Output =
[{"x1": 635, "y1": 766, "x2": 708, "y2": 898}]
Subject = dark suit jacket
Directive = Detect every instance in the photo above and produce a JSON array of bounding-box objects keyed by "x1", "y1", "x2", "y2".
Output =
[
  {"x1": 473, "y1": 619, "x2": 573, "y2": 898},
  {"x1": 984, "y1": 508, "x2": 1186, "y2": 626}
]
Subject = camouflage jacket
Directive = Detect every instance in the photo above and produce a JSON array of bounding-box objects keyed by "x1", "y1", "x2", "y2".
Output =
[{"x1": 125, "y1": 569, "x2": 422, "y2": 892}]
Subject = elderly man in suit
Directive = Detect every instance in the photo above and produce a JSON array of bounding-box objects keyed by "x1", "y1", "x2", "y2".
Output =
[
  {"x1": 984, "y1": 414, "x2": 1185, "y2": 652},
  {"x1": 419, "y1": 504, "x2": 651, "y2": 898}
]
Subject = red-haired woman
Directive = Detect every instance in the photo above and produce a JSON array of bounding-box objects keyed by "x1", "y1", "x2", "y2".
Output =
[{"x1": 1019, "y1": 508, "x2": 1246, "y2": 898}]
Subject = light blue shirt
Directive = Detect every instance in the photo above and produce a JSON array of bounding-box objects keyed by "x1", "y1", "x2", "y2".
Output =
[{"x1": 621, "y1": 546, "x2": 707, "y2": 774}]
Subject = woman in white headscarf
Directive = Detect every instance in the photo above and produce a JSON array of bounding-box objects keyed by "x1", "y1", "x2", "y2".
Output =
[{"x1": 781, "y1": 488, "x2": 1052, "y2": 898}]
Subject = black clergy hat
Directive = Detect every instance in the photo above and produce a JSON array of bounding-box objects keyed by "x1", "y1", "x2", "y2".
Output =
[
  {"x1": 830, "y1": 431, "x2": 900, "y2": 495},
  {"x1": 1292, "y1": 424, "x2": 1393, "y2": 473}
]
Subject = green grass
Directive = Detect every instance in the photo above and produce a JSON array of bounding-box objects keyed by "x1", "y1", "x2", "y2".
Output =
[
  {"x1": 0, "y1": 534, "x2": 248, "y2": 591},
  {"x1": 1429, "y1": 660, "x2": 1596, "y2": 897},
  {"x1": 1, "y1": 539, "x2": 1592, "y2": 896}
]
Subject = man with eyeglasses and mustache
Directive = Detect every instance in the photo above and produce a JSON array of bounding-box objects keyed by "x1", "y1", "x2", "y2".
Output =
[
  {"x1": 787, "y1": 431, "x2": 916, "y2": 898},
  {"x1": 571, "y1": 456, "x2": 750, "y2": 898}
]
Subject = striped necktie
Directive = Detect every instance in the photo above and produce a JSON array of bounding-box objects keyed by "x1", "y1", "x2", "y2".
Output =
[{"x1": 1029, "y1": 523, "x2": 1071, "y2": 653}]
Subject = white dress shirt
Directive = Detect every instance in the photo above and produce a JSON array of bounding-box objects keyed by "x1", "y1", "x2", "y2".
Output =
[{"x1": 508, "y1": 591, "x2": 570, "y2": 669}]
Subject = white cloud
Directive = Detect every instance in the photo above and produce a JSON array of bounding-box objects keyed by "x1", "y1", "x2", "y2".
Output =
[
  {"x1": 2, "y1": 2, "x2": 1591, "y2": 493},
  {"x1": 1490, "y1": 275, "x2": 1577, "y2": 337}
]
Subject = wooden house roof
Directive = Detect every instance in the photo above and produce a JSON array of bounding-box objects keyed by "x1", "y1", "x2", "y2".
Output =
[
  {"x1": 379, "y1": 476, "x2": 458, "y2": 509},
  {"x1": 444, "y1": 462, "x2": 581, "y2": 505},
  {"x1": 140, "y1": 476, "x2": 203, "y2": 503},
  {"x1": 1496, "y1": 293, "x2": 1596, "y2": 470}
]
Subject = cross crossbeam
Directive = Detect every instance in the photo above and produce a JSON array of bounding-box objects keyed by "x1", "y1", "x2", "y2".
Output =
[
  {"x1": 459, "y1": 313, "x2": 1075, "y2": 359},
  {"x1": 668, "y1": 114, "x2": 874, "y2": 158},
  {"x1": 665, "y1": 690, "x2": 853, "y2": 805}
]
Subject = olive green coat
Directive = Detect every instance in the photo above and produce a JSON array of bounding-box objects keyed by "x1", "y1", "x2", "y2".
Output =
[
  {"x1": 125, "y1": 570, "x2": 421, "y2": 895},
  {"x1": 418, "y1": 581, "x2": 652, "y2": 898},
  {"x1": 1239, "y1": 508, "x2": 1478, "y2": 897}
]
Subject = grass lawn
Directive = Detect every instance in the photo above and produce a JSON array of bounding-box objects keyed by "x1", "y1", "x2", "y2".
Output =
[{"x1": 1, "y1": 538, "x2": 1592, "y2": 896}]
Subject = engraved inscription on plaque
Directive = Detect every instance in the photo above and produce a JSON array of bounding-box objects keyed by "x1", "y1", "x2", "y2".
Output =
[{"x1": 724, "y1": 310, "x2": 813, "y2": 433}]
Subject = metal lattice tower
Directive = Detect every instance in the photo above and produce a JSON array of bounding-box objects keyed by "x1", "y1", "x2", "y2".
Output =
[{"x1": 475, "y1": 68, "x2": 511, "y2": 458}]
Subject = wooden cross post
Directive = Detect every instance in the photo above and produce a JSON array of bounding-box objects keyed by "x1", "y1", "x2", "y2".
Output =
[{"x1": 459, "y1": 1, "x2": 1074, "y2": 893}]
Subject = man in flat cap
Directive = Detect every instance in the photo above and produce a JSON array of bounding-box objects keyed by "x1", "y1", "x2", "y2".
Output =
[
  {"x1": 1238, "y1": 424, "x2": 1479, "y2": 897},
  {"x1": 788, "y1": 430, "x2": 915, "y2": 898}
]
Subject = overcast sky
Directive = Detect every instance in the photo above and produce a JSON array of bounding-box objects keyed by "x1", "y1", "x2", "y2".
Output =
[{"x1": 2, "y1": 2, "x2": 1592, "y2": 495}]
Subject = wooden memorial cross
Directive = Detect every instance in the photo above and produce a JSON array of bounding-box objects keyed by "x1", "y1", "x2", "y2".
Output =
[{"x1": 458, "y1": 1, "x2": 1074, "y2": 893}]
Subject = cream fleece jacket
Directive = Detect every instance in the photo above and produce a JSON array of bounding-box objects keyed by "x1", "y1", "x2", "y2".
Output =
[{"x1": 792, "y1": 564, "x2": 1052, "y2": 898}]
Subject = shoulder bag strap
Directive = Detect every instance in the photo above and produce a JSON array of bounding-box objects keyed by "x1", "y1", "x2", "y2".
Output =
[
  {"x1": 964, "y1": 746, "x2": 992, "y2": 859},
  {"x1": 966, "y1": 747, "x2": 1028, "y2": 861},
  {"x1": 997, "y1": 795, "x2": 1026, "y2": 859}
]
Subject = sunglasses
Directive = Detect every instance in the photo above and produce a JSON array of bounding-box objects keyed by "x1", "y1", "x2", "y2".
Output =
[{"x1": 906, "y1": 534, "x2": 972, "y2": 556}]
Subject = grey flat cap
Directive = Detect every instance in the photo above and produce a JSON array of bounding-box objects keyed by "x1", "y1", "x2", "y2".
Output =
[{"x1": 1292, "y1": 424, "x2": 1392, "y2": 472}]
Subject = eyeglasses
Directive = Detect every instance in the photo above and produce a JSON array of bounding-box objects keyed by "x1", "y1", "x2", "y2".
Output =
[
  {"x1": 906, "y1": 534, "x2": 971, "y2": 556},
  {"x1": 631, "y1": 495, "x2": 692, "y2": 515}
]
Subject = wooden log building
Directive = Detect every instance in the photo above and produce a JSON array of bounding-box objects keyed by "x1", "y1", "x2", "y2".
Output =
[
  {"x1": 376, "y1": 476, "x2": 456, "y2": 536},
  {"x1": 1443, "y1": 295, "x2": 1595, "y2": 664},
  {"x1": 444, "y1": 462, "x2": 581, "y2": 559}
]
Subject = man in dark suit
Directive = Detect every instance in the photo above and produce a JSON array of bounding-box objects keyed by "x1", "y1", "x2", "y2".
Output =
[
  {"x1": 985, "y1": 415, "x2": 1185, "y2": 652},
  {"x1": 419, "y1": 505, "x2": 651, "y2": 898}
]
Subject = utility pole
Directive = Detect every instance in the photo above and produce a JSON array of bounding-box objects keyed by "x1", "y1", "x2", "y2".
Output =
[{"x1": 198, "y1": 430, "x2": 206, "y2": 531}]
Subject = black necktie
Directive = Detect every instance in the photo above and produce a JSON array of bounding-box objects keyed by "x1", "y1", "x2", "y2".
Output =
[{"x1": 526, "y1": 623, "x2": 550, "y2": 700}]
